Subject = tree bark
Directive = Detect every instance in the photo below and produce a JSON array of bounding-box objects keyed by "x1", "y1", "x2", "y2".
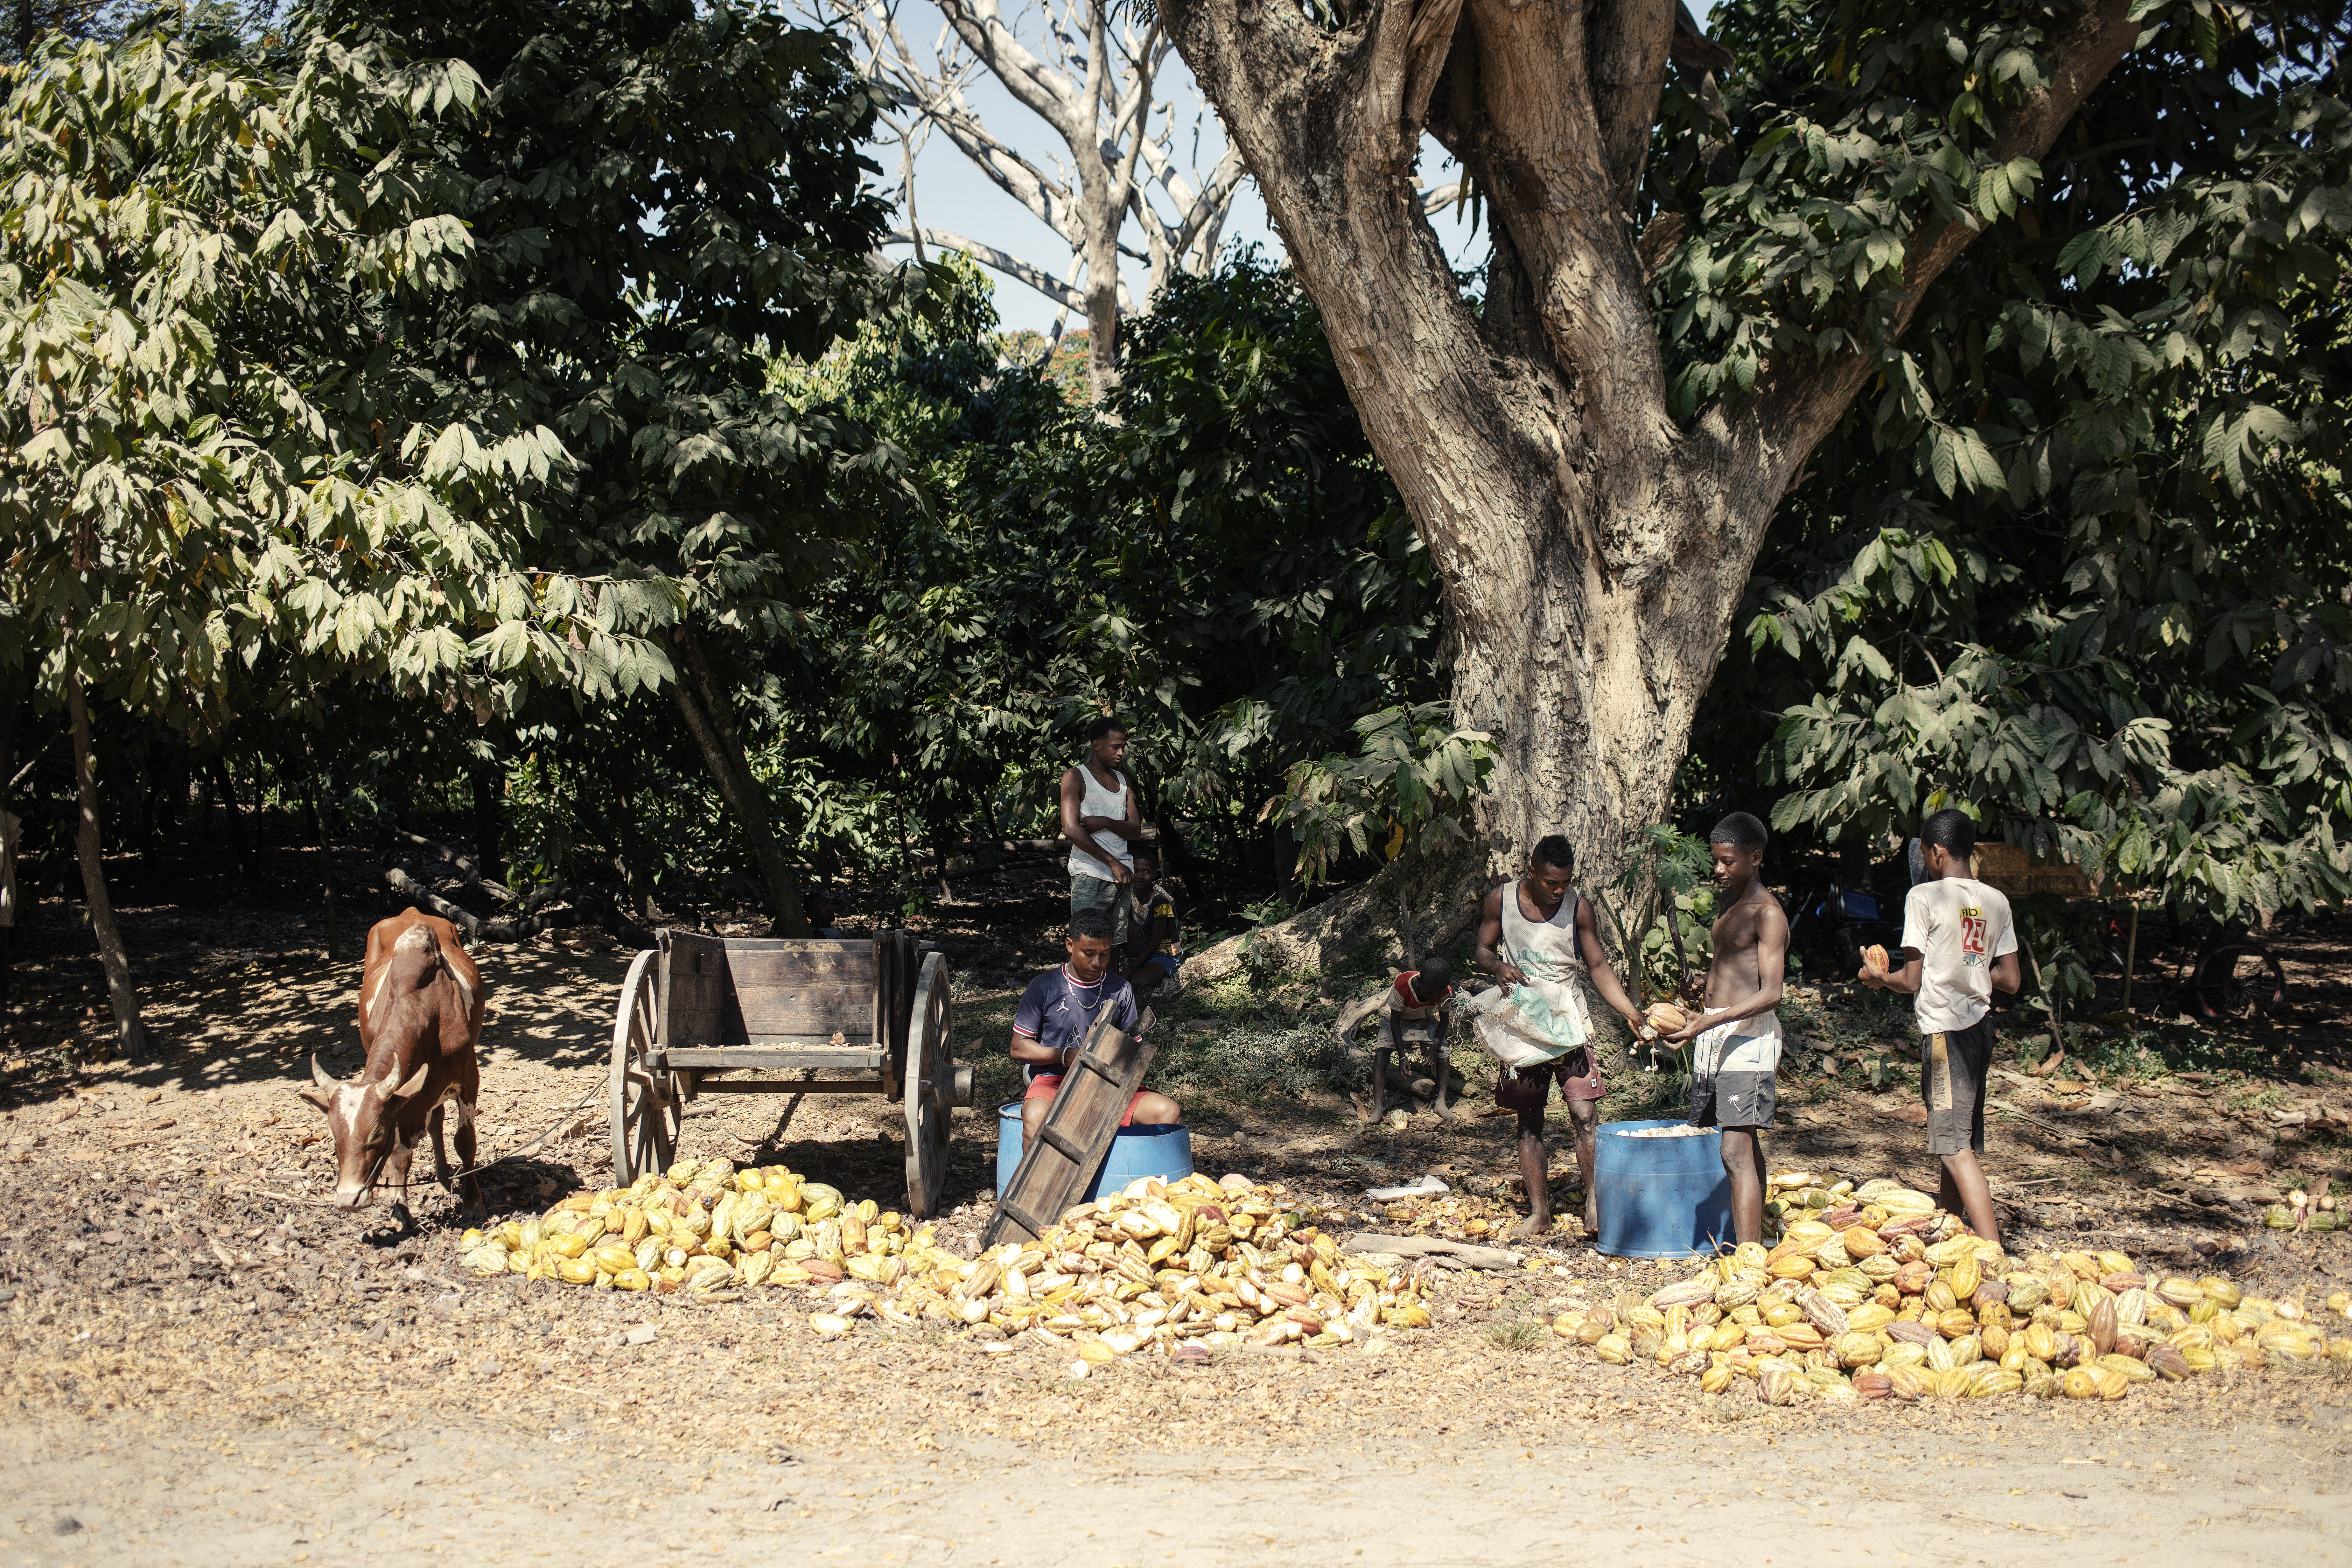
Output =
[
  {"x1": 63, "y1": 666, "x2": 146, "y2": 1061},
  {"x1": 668, "y1": 626, "x2": 810, "y2": 935},
  {"x1": 470, "y1": 759, "x2": 504, "y2": 886},
  {"x1": 300, "y1": 738, "x2": 339, "y2": 962},
  {"x1": 205, "y1": 757, "x2": 245, "y2": 853},
  {"x1": 1155, "y1": 0, "x2": 2142, "y2": 886},
  {"x1": 0, "y1": 673, "x2": 20, "y2": 1027}
]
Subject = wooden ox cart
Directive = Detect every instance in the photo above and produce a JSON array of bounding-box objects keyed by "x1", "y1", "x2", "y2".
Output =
[{"x1": 608, "y1": 929, "x2": 973, "y2": 1218}]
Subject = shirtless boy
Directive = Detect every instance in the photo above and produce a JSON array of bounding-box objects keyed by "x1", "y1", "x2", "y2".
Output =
[
  {"x1": 1660, "y1": 812, "x2": 1788, "y2": 1245},
  {"x1": 1473, "y1": 835, "x2": 1646, "y2": 1239}
]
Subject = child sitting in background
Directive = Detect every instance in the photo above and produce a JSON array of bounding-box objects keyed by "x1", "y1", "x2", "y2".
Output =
[
  {"x1": 1120, "y1": 845, "x2": 1184, "y2": 996},
  {"x1": 1390, "y1": 954, "x2": 1454, "y2": 1012}
]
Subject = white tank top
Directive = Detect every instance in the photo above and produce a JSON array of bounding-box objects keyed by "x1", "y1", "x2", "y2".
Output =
[
  {"x1": 1500, "y1": 882, "x2": 1587, "y2": 981},
  {"x1": 1068, "y1": 765, "x2": 1133, "y2": 881},
  {"x1": 1491, "y1": 881, "x2": 1593, "y2": 1048}
]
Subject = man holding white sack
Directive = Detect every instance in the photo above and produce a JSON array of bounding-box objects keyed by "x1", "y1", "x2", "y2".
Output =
[{"x1": 1470, "y1": 835, "x2": 1647, "y2": 1240}]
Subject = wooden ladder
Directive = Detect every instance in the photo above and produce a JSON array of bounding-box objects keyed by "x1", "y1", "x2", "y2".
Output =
[{"x1": 983, "y1": 1007, "x2": 1156, "y2": 1248}]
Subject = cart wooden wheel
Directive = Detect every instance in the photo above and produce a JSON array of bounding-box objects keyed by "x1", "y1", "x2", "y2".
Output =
[
  {"x1": 610, "y1": 949, "x2": 681, "y2": 1184},
  {"x1": 903, "y1": 950, "x2": 961, "y2": 1219}
]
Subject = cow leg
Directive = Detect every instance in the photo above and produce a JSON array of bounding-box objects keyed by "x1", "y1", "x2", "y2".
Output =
[
  {"x1": 429, "y1": 1103, "x2": 453, "y2": 1194},
  {"x1": 386, "y1": 1135, "x2": 419, "y2": 1231},
  {"x1": 453, "y1": 1096, "x2": 484, "y2": 1218}
]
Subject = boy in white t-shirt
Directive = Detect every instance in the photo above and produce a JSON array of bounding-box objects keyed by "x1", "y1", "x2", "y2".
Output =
[{"x1": 1858, "y1": 808, "x2": 2022, "y2": 1248}]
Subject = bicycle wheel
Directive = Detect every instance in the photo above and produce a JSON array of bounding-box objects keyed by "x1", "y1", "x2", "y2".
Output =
[{"x1": 2194, "y1": 945, "x2": 2287, "y2": 1020}]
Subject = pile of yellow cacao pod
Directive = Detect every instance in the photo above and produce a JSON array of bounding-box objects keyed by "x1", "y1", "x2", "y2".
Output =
[
  {"x1": 1553, "y1": 1176, "x2": 2352, "y2": 1403},
  {"x1": 852, "y1": 1171, "x2": 1432, "y2": 1360},
  {"x1": 452, "y1": 1161, "x2": 1431, "y2": 1361},
  {"x1": 456, "y1": 1156, "x2": 950, "y2": 1295}
]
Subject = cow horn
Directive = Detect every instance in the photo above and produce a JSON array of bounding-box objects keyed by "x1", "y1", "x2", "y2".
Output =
[{"x1": 311, "y1": 1054, "x2": 335, "y2": 1091}]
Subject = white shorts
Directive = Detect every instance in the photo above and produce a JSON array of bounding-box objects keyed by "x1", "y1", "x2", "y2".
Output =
[{"x1": 1693, "y1": 1010, "x2": 1782, "y2": 1077}]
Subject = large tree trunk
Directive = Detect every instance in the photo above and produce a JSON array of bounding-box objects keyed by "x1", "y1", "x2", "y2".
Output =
[
  {"x1": 1156, "y1": 0, "x2": 2140, "y2": 887},
  {"x1": 63, "y1": 668, "x2": 146, "y2": 1061},
  {"x1": 668, "y1": 626, "x2": 810, "y2": 935}
]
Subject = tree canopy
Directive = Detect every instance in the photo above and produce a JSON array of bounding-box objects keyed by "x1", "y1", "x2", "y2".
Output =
[{"x1": 1681, "y1": 0, "x2": 2352, "y2": 920}]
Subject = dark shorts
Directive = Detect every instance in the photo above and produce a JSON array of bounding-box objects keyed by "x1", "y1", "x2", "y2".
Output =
[
  {"x1": 1691, "y1": 1070, "x2": 1776, "y2": 1130},
  {"x1": 1495, "y1": 1047, "x2": 1604, "y2": 1113},
  {"x1": 1922, "y1": 1015, "x2": 1995, "y2": 1155},
  {"x1": 1068, "y1": 874, "x2": 1130, "y2": 945}
]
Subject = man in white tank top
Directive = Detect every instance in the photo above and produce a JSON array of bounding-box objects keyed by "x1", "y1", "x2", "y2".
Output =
[
  {"x1": 1473, "y1": 835, "x2": 1647, "y2": 1240},
  {"x1": 1059, "y1": 716, "x2": 1141, "y2": 947}
]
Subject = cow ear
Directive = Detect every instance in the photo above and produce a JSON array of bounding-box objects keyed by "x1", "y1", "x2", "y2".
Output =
[
  {"x1": 386, "y1": 1061, "x2": 434, "y2": 1104},
  {"x1": 298, "y1": 1087, "x2": 332, "y2": 1113}
]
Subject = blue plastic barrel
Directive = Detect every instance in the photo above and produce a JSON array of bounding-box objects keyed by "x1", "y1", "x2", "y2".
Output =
[
  {"x1": 995, "y1": 1102, "x2": 1194, "y2": 1203},
  {"x1": 1592, "y1": 1118, "x2": 1734, "y2": 1259}
]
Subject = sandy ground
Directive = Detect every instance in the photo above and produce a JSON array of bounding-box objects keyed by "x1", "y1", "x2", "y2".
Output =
[{"x1": 0, "y1": 1402, "x2": 2347, "y2": 1566}]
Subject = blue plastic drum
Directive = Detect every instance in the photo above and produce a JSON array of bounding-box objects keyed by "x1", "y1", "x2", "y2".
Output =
[
  {"x1": 995, "y1": 1102, "x2": 1194, "y2": 1203},
  {"x1": 1592, "y1": 1118, "x2": 1734, "y2": 1259}
]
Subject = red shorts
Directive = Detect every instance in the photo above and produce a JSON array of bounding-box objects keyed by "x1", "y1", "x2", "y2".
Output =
[{"x1": 1023, "y1": 1074, "x2": 1147, "y2": 1127}]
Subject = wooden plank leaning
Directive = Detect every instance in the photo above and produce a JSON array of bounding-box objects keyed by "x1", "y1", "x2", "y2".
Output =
[{"x1": 982, "y1": 1007, "x2": 1156, "y2": 1249}]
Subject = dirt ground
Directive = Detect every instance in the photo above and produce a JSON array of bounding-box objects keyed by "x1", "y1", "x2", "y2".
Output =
[{"x1": 2, "y1": 853, "x2": 2351, "y2": 1564}]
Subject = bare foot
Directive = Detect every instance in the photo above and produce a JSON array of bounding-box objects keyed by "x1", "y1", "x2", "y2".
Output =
[{"x1": 1509, "y1": 1213, "x2": 1551, "y2": 1242}]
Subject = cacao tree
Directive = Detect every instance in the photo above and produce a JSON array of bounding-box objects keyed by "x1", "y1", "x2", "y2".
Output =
[
  {"x1": 0, "y1": 23, "x2": 675, "y2": 1055},
  {"x1": 1690, "y1": 0, "x2": 2352, "y2": 922},
  {"x1": 1148, "y1": 0, "x2": 2346, "y2": 920},
  {"x1": 332, "y1": 0, "x2": 938, "y2": 935}
]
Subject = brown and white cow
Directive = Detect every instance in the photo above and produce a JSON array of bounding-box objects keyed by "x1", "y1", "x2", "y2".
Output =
[{"x1": 300, "y1": 908, "x2": 485, "y2": 1222}]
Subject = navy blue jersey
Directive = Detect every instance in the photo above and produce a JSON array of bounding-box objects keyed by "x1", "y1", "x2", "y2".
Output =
[{"x1": 1012, "y1": 966, "x2": 1140, "y2": 1081}]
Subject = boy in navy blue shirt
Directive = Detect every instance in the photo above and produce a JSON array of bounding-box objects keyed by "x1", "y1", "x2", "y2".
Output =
[{"x1": 1012, "y1": 909, "x2": 1177, "y2": 1141}]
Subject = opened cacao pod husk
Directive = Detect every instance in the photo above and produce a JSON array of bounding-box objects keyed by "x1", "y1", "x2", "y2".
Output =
[{"x1": 2087, "y1": 1295, "x2": 2119, "y2": 1357}]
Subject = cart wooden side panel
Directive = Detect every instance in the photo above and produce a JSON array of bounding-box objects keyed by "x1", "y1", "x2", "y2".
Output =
[{"x1": 660, "y1": 931, "x2": 741, "y2": 1051}]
